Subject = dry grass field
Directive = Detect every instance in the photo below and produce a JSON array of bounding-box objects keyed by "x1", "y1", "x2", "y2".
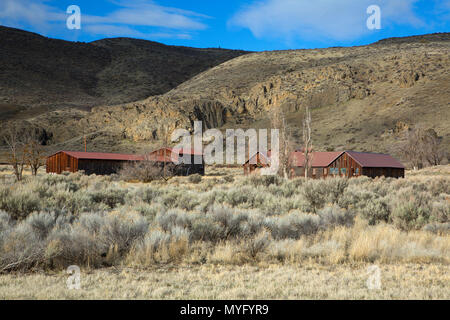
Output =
[
  {"x1": 1, "y1": 263, "x2": 448, "y2": 299},
  {"x1": 0, "y1": 165, "x2": 448, "y2": 299}
]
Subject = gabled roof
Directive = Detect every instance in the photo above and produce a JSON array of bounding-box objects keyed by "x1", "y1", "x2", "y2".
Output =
[
  {"x1": 245, "y1": 151, "x2": 271, "y2": 165},
  {"x1": 345, "y1": 151, "x2": 405, "y2": 169},
  {"x1": 246, "y1": 151, "x2": 343, "y2": 167},
  {"x1": 291, "y1": 151, "x2": 344, "y2": 167}
]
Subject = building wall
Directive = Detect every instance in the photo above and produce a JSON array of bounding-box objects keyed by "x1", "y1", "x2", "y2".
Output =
[
  {"x1": 328, "y1": 153, "x2": 404, "y2": 178},
  {"x1": 78, "y1": 159, "x2": 126, "y2": 175},
  {"x1": 362, "y1": 167, "x2": 404, "y2": 178},
  {"x1": 46, "y1": 152, "x2": 78, "y2": 174},
  {"x1": 326, "y1": 153, "x2": 363, "y2": 178}
]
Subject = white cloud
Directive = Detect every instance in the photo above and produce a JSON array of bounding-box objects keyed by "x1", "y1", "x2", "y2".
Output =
[
  {"x1": 0, "y1": 0, "x2": 64, "y2": 32},
  {"x1": 0, "y1": 0, "x2": 208, "y2": 39},
  {"x1": 229, "y1": 0, "x2": 424, "y2": 42}
]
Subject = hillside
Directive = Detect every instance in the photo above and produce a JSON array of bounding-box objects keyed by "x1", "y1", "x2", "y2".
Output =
[
  {"x1": 1, "y1": 29, "x2": 449, "y2": 165},
  {"x1": 0, "y1": 26, "x2": 247, "y2": 119}
]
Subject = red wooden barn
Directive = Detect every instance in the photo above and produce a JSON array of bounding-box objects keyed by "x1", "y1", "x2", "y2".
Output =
[{"x1": 46, "y1": 148, "x2": 205, "y2": 176}]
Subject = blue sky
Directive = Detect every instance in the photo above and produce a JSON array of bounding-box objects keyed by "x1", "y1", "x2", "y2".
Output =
[{"x1": 0, "y1": 0, "x2": 448, "y2": 51}]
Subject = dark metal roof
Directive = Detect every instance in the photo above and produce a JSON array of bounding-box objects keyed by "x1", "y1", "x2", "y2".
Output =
[
  {"x1": 246, "y1": 151, "x2": 343, "y2": 167},
  {"x1": 291, "y1": 151, "x2": 344, "y2": 167},
  {"x1": 345, "y1": 151, "x2": 405, "y2": 168}
]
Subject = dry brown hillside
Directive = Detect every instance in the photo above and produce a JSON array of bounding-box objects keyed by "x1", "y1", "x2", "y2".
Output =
[{"x1": 1, "y1": 31, "x2": 449, "y2": 165}]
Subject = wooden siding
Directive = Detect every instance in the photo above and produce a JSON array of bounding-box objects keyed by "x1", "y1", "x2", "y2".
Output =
[
  {"x1": 325, "y1": 152, "x2": 363, "y2": 178},
  {"x1": 46, "y1": 152, "x2": 78, "y2": 174}
]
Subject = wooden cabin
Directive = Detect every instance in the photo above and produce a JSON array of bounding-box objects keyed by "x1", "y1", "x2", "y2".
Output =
[
  {"x1": 46, "y1": 151, "x2": 144, "y2": 175},
  {"x1": 243, "y1": 151, "x2": 271, "y2": 175},
  {"x1": 244, "y1": 150, "x2": 405, "y2": 179}
]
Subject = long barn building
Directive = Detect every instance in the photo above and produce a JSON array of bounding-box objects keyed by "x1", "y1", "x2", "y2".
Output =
[
  {"x1": 46, "y1": 149, "x2": 205, "y2": 176},
  {"x1": 46, "y1": 151, "x2": 144, "y2": 175}
]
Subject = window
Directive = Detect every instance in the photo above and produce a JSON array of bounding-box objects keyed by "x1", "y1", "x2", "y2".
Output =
[
  {"x1": 355, "y1": 168, "x2": 359, "y2": 175},
  {"x1": 341, "y1": 168, "x2": 346, "y2": 175}
]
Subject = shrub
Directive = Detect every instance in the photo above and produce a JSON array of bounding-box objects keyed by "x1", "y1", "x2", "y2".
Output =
[
  {"x1": 89, "y1": 188, "x2": 127, "y2": 208},
  {"x1": 430, "y1": 200, "x2": 449, "y2": 223},
  {"x1": 222, "y1": 175, "x2": 234, "y2": 183},
  {"x1": 428, "y1": 178, "x2": 450, "y2": 196},
  {"x1": 246, "y1": 175, "x2": 283, "y2": 187},
  {"x1": 265, "y1": 213, "x2": 321, "y2": 239},
  {"x1": 423, "y1": 222, "x2": 450, "y2": 235},
  {"x1": 318, "y1": 205, "x2": 354, "y2": 228},
  {"x1": 99, "y1": 213, "x2": 149, "y2": 254},
  {"x1": 0, "y1": 188, "x2": 40, "y2": 220},
  {"x1": 265, "y1": 206, "x2": 354, "y2": 240},
  {"x1": 392, "y1": 201, "x2": 431, "y2": 231},
  {"x1": 156, "y1": 209, "x2": 193, "y2": 232},
  {"x1": 161, "y1": 189, "x2": 200, "y2": 211},
  {"x1": 26, "y1": 212, "x2": 55, "y2": 239},
  {"x1": 0, "y1": 222, "x2": 46, "y2": 272},
  {"x1": 301, "y1": 181, "x2": 328, "y2": 213},
  {"x1": 188, "y1": 174, "x2": 202, "y2": 184},
  {"x1": 360, "y1": 197, "x2": 391, "y2": 225},
  {"x1": 241, "y1": 231, "x2": 270, "y2": 260},
  {"x1": 119, "y1": 160, "x2": 174, "y2": 182}
]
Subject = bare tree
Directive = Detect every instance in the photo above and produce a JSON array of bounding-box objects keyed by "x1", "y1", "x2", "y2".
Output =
[
  {"x1": 3, "y1": 123, "x2": 27, "y2": 181},
  {"x1": 271, "y1": 106, "x2": 293, "y2": 178},
  {"x1": 423, "y1": 129, "x2": 444, "y2": 166},
  {"x1": 119, "y1": 154, "x2": 175, "y2": 182},
  {"x1": 302, "y1": 105, "x2": 313, "y2": 180},
  {"x1": 397, "y1": 127, "x2": 424, "y2": 170},
  {"x1": 397, "y1": 126, "x2": 444, "y2": 169},
  {"x1": 24, "y1": 128, "x2": 45, "y2": 176}
]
